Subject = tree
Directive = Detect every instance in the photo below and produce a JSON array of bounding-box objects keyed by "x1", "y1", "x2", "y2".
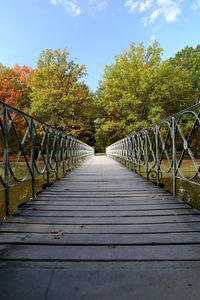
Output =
[
  {"x1": 155, "y1": 60, "x2": 196, "y2": 116},
  {"x1": 0, "y1": 64, "x2": 33, "y2": 155},
  {"x1": 170, "y1": 45, "x2": 200, "y2": 100},
  {"x1": 96, "y1": 42, "x2": 197, "y2": 147},
  {"x1": 29, "y1": 48, "x2": 95, "y2": 145},
  {"x1": 0, "y1": 64, "x2": 32, "y2": 110},
  {"x1": 62, "y1": 83, "x2": 95, "y2": 144}
]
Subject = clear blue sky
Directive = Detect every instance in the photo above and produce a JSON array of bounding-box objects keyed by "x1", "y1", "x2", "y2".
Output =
[{"x1": 0, "y1": 0, "x2": 200, "y2": 90}]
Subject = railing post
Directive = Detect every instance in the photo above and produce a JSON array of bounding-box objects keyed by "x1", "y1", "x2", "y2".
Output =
[
  {"x1": 172, "y1": 117, "x2": 177, "y2": 196},
  {"x1": 74, "y1": 141, "x2": 77, "y2": 167},
  {"x1": 56, "y1": 133, "x2": 59, "y2": 180},
  {"x1": 138, "y1": 134, "x2": 141, "y2": 174},
  {"x1": 72, "y1": 140, "x2": 74, "y2": 168},
  {"x1": 62, "y1": 135, "x2": 65, "y2": 176},
  {"x1": 4, "y1": 106, "x2": 10, "y2": 216},
  {"x1": 128, "y1": 137, "x2": 132, "y2": 169},
  {"x1": 132, "y1": 136, "x2": 136, "y2": 172},
  {"x1": 67, "y1": 137, "x2": 71, "y2": 171},
  {"x1": 31, "y1": 119, "x2": 36, "y2": 198},
  {"x1": 46, "y1": 127, "x2": 50, "y2": 186},
  {"x1": 145, "y1": 130, "x2": 149, "y2": 180},
  {"x1": 155, "y1": 125, "x2": 159, "y2": 186}
]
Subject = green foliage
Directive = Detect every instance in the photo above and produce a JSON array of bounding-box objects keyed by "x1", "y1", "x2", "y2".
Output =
[
  {"x1": 170, "y1": 45, "x2": 200, "y2": 99},
  {"x1": 0, "y1": 43, "x2": 200, "y2": 150},
  {"x1": 155, "y1": 60, "x2": 196, "y2": 115},
  {"x1": 29, "y1": 48, "x2": 95, "y2": 145},
  {"x1": 96, "y1": 42, "x2": 197, "y2": 146}
]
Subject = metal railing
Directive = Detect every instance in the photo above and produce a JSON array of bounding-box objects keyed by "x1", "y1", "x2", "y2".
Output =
[
  {"x1": 106, "y1": 103, "x2": 200, "y2": 202},
  {"x1": 0, "y1": 100, "x2": 94, "y2": 218}
]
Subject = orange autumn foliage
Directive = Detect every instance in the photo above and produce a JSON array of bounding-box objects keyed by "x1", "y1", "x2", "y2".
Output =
[
  {"x1": 0, "y1": 64, "x2": 33, "y2": 109},
  {"x1": 0, "y1": 64, "x2": 33, "y2": 135},
  {"x1": 13, "y1": 64, "x2": 33, "y2": 83}
]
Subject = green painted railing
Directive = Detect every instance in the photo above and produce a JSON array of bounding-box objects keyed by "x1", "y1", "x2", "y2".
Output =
[
  {"x1": 0, "y1": 100, "x2": 94, "y2": 218},
  {"x1": 107, "y1": 103, "x2": 200, "y2": 208}
]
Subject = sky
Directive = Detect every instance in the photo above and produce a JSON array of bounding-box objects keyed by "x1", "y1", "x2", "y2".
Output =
[{"x1": 0, "y1": 0, "x2": 200, "y2": 90}]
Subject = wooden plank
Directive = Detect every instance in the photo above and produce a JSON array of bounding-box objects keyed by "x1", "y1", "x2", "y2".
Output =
[
  {"x1": 1, "y1": 155, "x2": 200, "y2": 300},
  {"x1": 17, "y1": 208, "x2": 197, "y2": 217},
  {"x1": 36, "y1": 193, "x2": 172, "y2": 199},
  {"x1": 2, "y1": 222, "x2": 200, "y2": 234},
  {"x1": 35, "y1": 196, "x2": 176, "y2": 202},
  {"x1": 26, "y1": 197, "x2": 180, "y2": 207},
  {"x1": 21, "y1": 204, "x2": 189, "y2": 210},
  {"x1": 37, "y1": 193, "x2": 170, "y2": 197},
  {"x1": 1, "y1": 232, "x2": 200, "y2": 245},
  {"x1": 4, "y1": 215, "x2": 200, "y2": 224},
  {"x1": 1, "y1": 244, "x2": 200, "y2": 261},
  {"x1": 40, "y1": 191, "x2": 167, "y2": 196}
]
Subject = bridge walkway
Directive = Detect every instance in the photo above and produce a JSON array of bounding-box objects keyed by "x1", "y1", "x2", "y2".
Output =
[{"x1": 1, "y1": 156, "x2": 200, "y2": 299}]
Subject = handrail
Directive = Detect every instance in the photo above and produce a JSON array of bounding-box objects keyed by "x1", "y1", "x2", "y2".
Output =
[
  {"x1": 106, "y1": 102, "x2": 200, "y2": 199},
  {"x1": 0, "y1": 100, "x2": 94, "y2": 218}
]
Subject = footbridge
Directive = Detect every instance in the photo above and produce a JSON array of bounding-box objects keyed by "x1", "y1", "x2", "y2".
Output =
[{"x1": 0, "y1": 101, "x2": 200, "y2": 300}]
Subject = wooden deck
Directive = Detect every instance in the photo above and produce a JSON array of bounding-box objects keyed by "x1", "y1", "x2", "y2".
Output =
[{"x1": 1, "y1": 156, "x2": 200, "y2": 299}]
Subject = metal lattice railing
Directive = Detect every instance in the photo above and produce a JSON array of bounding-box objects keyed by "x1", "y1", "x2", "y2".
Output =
[
  {"x1": 106, "y1": 103, "x2": 200, "y2": 204},
  {"x1": 0, "y1": 100, "x2": 94, "y2": 218}
]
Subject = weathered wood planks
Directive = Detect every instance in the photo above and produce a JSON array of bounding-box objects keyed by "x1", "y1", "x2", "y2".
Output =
[{"x1": 1, "y1": 155, "x2": 200, "y2": 299}]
